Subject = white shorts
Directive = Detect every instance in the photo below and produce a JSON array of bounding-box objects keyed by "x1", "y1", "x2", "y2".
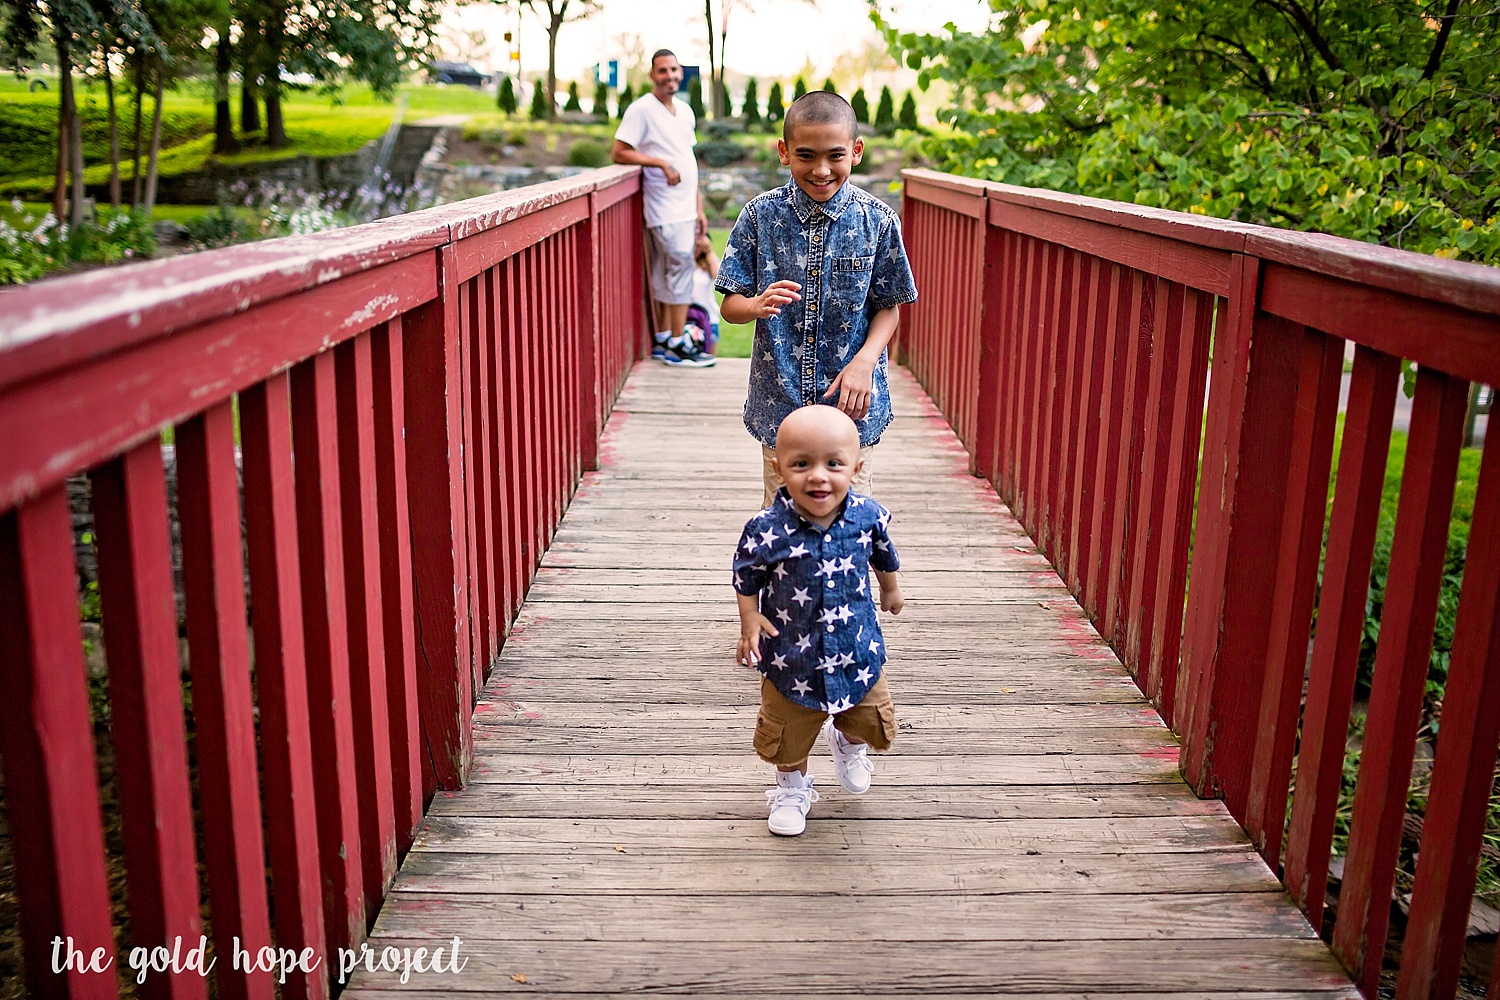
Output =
[{"x1": 647, "y1": 221, "x2": 696, "y2": 305}]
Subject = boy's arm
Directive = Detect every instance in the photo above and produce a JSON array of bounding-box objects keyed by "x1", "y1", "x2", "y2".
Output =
[
  {"x1": 875, "y1": 570, "x2": 904, "y2": 615},
  {"x1": 721, "y1": 282, "x2": 802, "y2": 325},
  {"x1": 823, "y1": 305, "x2": 899, "y2": 421},
  {"x1": 736, "y1": 591, "x2": 780, "y2": 666}
]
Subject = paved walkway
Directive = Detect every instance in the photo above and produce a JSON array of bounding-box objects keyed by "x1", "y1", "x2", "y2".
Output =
[{"x1": 345, "y1": 359, "x2": 1357, "y2": 998}]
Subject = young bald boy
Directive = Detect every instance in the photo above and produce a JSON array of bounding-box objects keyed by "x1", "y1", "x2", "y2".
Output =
[
  {"x1": 715, "y1": 92, "x2": 918, "y2": 507},
  {"x1": 732, "y1": 406, "x2": 904, "y2": 836}
]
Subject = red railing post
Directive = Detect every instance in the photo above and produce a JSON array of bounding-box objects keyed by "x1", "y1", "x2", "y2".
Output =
[
  {"x1": 403, "y1": 243, "x2": 475, "y2": 794},
  {"x1": 0, "y1": 490, "x2": 119, "y2": 1000},
  {"x1": 575, "y1": 191, "x2": 602, "y2": 471}
]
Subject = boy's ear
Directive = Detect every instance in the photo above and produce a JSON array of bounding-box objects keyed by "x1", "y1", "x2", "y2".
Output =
[
  {"x1": 851, "y1": 136, "x2": 865, "y2": 165},
  {"x1": 776, "y1": 137, "x2": 791, "y2": 167},
  {"x1": 769, "y1": 455, "x2": 784, "y2": 483}
]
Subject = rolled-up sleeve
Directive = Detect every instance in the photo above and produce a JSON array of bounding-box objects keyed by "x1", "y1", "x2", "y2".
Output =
[
  {"x1": 868, "y1": 219, "x2": 918, "y2": 311},
  {"x1": 714, "y1": 205, "x2": 758, "y2": 297}
]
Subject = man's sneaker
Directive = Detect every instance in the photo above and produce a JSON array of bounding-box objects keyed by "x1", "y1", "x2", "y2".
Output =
[
  {"x1": 765, "y1": 777, "x2": 819, "y2": 836},
  {"x1": 651, "y1": 331, "x2": 671, "y2": 360},
  {"x1": 660, "y1": 336, "x2": 717, "y2": 368},
  {"x1": 826, "y1": 720, "x2": 874, "y2": 795}
]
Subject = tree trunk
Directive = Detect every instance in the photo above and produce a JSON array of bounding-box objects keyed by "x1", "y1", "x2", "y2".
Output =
[
  {"x1": 704, "y1": 0, "x2": 719, "y2": 117},
  {"x1": 131, "y1": 53, "x2": 145, "y2": 207},
  {"x1": 264, "y1": 4, "x2": 287, "y2": 146},
  {"x1": 241, "y1": 37, "x2": 261, "y2": 134},
  {"x1": 214, "y1": 31, "x2": 237, "y2": 153},
  {"x1": 143, "y1": 70, "x2": 165, "y2": 214},
  {"x1": 69, "y1": 77, "x2": 86, "y2": 229},
  {"x1": 104, "y1": 50, "x2": 122, "y2": 209},
  {"x1": 546, "y1": 17, "x2": 560, "y2": 120},
  {"x1": 53, "y1": 40, "x2": 72, "y2": 222}
]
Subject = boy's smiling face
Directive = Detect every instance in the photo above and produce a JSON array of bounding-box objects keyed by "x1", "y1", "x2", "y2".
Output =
[
  {"x1": 773, "y1": 406, "x2": 863, "y2": 525},
  {"x1": 778, "y1": 121, "x2": 864, "y2": 202}
]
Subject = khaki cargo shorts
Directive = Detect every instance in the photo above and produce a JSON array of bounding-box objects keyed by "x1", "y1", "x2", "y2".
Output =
[{"x1": 753, "y1": 674, "x2": 898, "y2": 766}]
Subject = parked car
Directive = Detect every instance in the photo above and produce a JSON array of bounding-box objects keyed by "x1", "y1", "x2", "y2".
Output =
[{"x1": 428, "y1": 60, "x2": 493, "y2": 88}]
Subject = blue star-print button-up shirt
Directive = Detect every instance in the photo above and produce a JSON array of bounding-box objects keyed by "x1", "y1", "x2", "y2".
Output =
[
  {"x1": 731, "y1": 489, "x2": 901, "y2": 712},
  {"x1": 715, "y1": 180, "x2": 919, "y2": 449}
]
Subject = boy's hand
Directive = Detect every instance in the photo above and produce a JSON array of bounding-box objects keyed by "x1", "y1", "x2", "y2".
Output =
[
  {"x1": 750, "y1": 280, "x2": 802, "y2": 318},
  {"x1": 880, "y1": 582, "x2": 905, "y2": 616},
  {"x1": 824, "y1": 354, "x2": 877, "y2": 419},
  {"x1": 737, "y1": 613, "x2": 780, "y2": 667}
]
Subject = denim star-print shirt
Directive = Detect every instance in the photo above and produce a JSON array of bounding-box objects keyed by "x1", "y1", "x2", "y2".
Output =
[
  {"x1": 715, "y1": 181, "x2": 919, "y2": 448},
  {"x1": 731, "y1": 489, "x2": 902, "y2": 712}
]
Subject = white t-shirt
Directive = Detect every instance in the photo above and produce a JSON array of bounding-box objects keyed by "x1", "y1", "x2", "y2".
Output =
[
  {"x1": 615, "y1": 94, "x2": 698, "y2": 227},
  {"x1": 692, "y1": 267, "x2": 720, "y2": 323}
]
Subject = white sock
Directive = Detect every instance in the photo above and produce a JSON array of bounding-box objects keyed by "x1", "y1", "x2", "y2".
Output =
[
  {"x1": 776, "y1": 770, "x2": 810, "y2": 788},
  {"x1": 654, "y1": 329, "x2": 671, "y2": 343}
]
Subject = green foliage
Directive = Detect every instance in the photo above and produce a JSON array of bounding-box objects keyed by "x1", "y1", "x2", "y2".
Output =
[
  {"x1": 766, "y1": 81, "x2": 784, "y2": 122},
  {"x1": 741, "y1": 78, "x2": 760, "y2": 125},
  {"x1": 592, "y1": 80, "x2": 609, "y2": 118},
  {"x1": 0, "y1": 207, "x2": 156, "y2": 284},
  {"x1": 497, "y1": 76, "x2": 518, "y2": 115},
  {"x1": 873, "y1": 85, "x2": 894, "y2": 134},
  {"x1": 564, "y1": 81, "x2": 582, "y2": 113},
  {"x1": 792, "y1": 77, "x2": 807, "y2": 101},
  {"x1": 182, "y1": 203, "x2": 256, "y2": 249},
  {"x1": 898, "y1": 91, "x2": 919, "y2": 130},
  {"x1": 566, "y1": 137, "x2": 609, "y2": 167},
  {"x1": 697, "y1": 140, "x2": 746, "y2": 167},
  {"x1": 529, "y1": 80, "x2": 550, "y2": 120},
  {"x1": 851, "y1": 87, "x2": 869, "y2": 124},
  {"x1": 821, "y1": 77, "x2": 837, "y2": 94},
  {"x1": 687, "y1": 77, "x2": 704, "y2": 118},
  {"x1": 0, "y1": 99, "x2": 211, "y2": 188},
  {"x1": 881, "y1": 0, "x2": 1500, "y2": 262},
  {"x1": 617, "y1": 82, "x2": 634, "y2": 117}
]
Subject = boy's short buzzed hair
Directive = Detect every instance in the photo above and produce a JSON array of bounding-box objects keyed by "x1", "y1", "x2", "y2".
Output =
[{"x1": 783, "y1": 91, "x2": 858, "y2": 143}]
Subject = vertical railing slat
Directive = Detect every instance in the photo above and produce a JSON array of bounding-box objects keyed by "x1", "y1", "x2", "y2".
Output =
[
  {"x1": 176, "y1": 403, "x2": 277, "y2": 1000},
  {"x1": 0, "y1": 489, "x2": 119, "y2": 1000},
  {"x1": 333, "y1": 333, "x2": 398, "y2": 917},
  {"x1": 1283, "y1": 345, "x2": 1401, "y2": 925},
  {"x1": 91, "y1": 443, "x2": 208, "y2": 1000},
  {"x1": 240, "y1": 373, "x2": 329, "y2": 1000},
  {"x1": 1332, "y1": 368, "x2": 1470, "y2": 993},
  {"x1": 466, "y1": 273, "x2": 499, "y2": 678}
]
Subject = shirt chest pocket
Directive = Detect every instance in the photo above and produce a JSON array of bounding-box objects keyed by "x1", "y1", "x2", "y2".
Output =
[{"x1": 832, "y1": 255, "x2": 876, "y2": 301}]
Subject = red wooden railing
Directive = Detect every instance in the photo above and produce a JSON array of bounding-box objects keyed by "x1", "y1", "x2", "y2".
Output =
[
  {"x1": 902, "y1": 168, "x2": 1499, "y2": 1000},
  {"x1": 0, "y1": 164, "x2": 648, "y2": 998}
]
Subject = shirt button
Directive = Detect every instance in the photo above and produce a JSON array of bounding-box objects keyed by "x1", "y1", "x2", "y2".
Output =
[
  {"x1": 823, "y1": 535, "x2": 831, "y2": 541},
  {"x1": 809, "y1": 302, "x2": 818, "y2": 311},
  {"x1": 826, "y1": 580, "x2": 834, "y2": 589},
  {"x1": 826, "y1": 625, "x2": 834, "y2": 633}
]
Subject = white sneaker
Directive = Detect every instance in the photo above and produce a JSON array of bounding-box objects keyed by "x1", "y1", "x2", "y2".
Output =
[
  {"x1": 765, "y1": 777, "x2": 819, "y2": 836},
  {"x1": 827, "y1": 721, "x2": 874, "y2": 795}
]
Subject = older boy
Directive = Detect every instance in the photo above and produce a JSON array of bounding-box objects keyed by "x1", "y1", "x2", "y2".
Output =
[
  {"x1": 733, "y1": 406, "x2": 904, "y2": 836},
  {"x1": 716, "y1": 92, "x2": 918, "y2": 505}
]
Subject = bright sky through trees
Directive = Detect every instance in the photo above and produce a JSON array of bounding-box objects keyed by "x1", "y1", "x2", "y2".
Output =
[{"x1": 444, "y1": 0, "x2": 988, "y2": 82}]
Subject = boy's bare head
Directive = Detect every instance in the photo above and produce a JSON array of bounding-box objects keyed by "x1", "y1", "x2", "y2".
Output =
[
  {"x1": 782, "y1": 91, "x2": 858, "y2": 145},
  {"x1": 772, "y1": 405, "x2": 863, "y2": 522}
]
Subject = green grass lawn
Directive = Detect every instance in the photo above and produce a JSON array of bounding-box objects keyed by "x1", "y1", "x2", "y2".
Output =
[{"x1": 0, "y1": 73, "x2": 498, "y2": 197}]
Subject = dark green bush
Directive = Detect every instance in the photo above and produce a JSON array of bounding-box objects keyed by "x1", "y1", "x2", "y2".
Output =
[
  {"x1": 742, "y1": 78, "x2": 760, "y2": 126},
  {"x1": 851, "y1": 88, "x2": 869, "y2": 124},
  {"x1": 697, "y1": 140, "x2": 746, "y2": 167},
  {"x1": 564, "y1": 81, "x2": 582, "y2": 112},
  {"x1": 497, "y1": 77, "x2": 518, "y2": 115},
  {"x1": 766, "y1": 82, "x2": 784, "y2": 123},
  {"x1": 899, "y1": 92, "x2": 920, "y2": 130},
  {"x1": 530, "y1": 82, "x2": 550, "y2": 120},
  {"x1": 566, "y1": 138, "x2": 610, "y2": 168},
  {"x1": 874, "y1": 86, "x2": 895, "y2": 134}
]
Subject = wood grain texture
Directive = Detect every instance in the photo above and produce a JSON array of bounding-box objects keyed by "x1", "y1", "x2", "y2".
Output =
[{"x1": 348, "y1": 359, "x2": 1350, "y2": 996}]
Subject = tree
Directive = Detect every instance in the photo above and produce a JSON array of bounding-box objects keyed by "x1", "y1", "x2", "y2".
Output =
[
  {"x1": 873, "y1": 85, "x2": 893, "y2": 134},
  {"x1": 529, "y1": 77, "x2": 550, "y2": 119},
  {"x1": 564, "y1": 79, "x2": 582, "y2": 111},
  {"x1": 498, "y1": 75, "x2": 518, "y2": 114},
  {"x1": 520, "y1": 0, "x2": 602, "y2": 121},
  {"x1": 850, "y1": 87, "x2": 868, "y2": 124},
  {"x1": 766, "y1": 80, "x2": 783, "y2": 122},
  {"x1": 898, "y1": 91, "x2": 918, "y2": 130},
  {"x1": 821, "y1": 76, "x2": 836, "y2": 94},
  {"x1": 741, "y1": 77, "x2": 760, "y2": 125},
  {"x1": 883, "y1": 0, "x2": 1500, "y2": 262},
  {"x1": 617, "y1": 81, "x2": 634, "y2": 116},
  {"x1": 592, "y1": 78, "x2": 609, "y2": 117},
  {"x1": 792, "y1": 76, "x2": 806, "y2": 101},
  {"x1": 702, "y1": 0, "x2": 752, "y2": 119},
  {"x1": 686, "y1": 73, "x2": 704, "y2": 117}
]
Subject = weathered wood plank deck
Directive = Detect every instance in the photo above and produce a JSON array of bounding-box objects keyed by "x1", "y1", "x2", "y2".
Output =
[{"x1": 345, "y1": 360, "x2": 1357, "y2": 998}]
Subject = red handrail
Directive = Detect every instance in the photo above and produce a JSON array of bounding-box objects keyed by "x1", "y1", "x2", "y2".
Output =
[
  {"x1": 0, "y1": 164, "x2": 649, "y2": 998},
  {"x1": 901, "y1": 167, "x2": 1500, "y2": 1000}
]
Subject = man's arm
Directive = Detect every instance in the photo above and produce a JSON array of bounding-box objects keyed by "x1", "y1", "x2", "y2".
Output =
[
  {"x1": 823, "y1": 305, "x2": 899, "y2": 420},
  {"x1": 612, "y1": 139, "x2": 681, "y2": 185}
]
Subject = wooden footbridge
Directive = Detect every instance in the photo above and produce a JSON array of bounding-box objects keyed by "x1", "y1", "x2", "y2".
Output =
[{"x1": 1, "y1": 165, "x2": 1497, "y2": 1000}]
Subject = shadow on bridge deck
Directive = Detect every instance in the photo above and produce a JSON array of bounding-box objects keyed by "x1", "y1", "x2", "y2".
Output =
[{"x1": 345, "y1": 360, "x2": 1357, "y2": 998}]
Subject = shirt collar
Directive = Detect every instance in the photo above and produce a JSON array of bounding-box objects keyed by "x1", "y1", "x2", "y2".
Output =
[{"x1": 786, "y1": 180, "x2": 853, "y2": 224}]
